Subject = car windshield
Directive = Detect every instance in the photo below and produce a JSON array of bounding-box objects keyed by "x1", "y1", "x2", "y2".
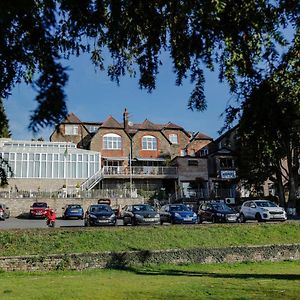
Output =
[
  {"x1": 133, "y1": 205, "x2": 154, "y2": 212},
  {"x1": 211, "y1": 203, "x2": 233, "y2": 211},
  {"x1": 255, "y1": 201, "x2": 277, "y2": 208},
  {"x1": 68, "y1": 205, "x2": 81, "y2": 209},
  {"x1": 32, "y1": 203, "x2": 47, "y2": 208},
  {"x1": 90, "y1": 205, "x2": 112, "y2": 213},
  {"x1": 169, "y1": 205, "x2": 190, "y2": 212}
]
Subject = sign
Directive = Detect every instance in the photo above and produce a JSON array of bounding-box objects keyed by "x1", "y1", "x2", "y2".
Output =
[{"x1": 221, "y1": 170, "x2": 236, "y2": 179}]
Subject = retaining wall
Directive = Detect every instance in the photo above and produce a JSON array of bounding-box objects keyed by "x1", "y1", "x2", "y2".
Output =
[{"x1": 0, "y1": 244, "x2": 299, "y2": 272}]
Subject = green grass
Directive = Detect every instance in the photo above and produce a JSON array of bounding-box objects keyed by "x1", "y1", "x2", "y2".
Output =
[
  {"x1": 0, "y1": 222, "x2": 299, "y2": 257},
  {"x1": 0, "y1": 261, "x2": 299, "y2": 299}
]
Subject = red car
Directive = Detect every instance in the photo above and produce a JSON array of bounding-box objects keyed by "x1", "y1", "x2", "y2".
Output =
[{"x1": 29, "y1": 202, "x2": 48, "y2": 218}]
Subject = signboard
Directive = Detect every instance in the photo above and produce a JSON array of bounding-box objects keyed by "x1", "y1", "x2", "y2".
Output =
[{"x1": 220, "y1": 170, "x2": 236, "y2": 179}]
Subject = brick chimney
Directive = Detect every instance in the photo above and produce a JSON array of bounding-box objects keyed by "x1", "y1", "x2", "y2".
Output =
[{"x1": 123, "y1": 108, "x2": 129, "y2": 131}]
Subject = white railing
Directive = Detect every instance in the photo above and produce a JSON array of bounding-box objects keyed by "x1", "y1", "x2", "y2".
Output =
[
  {"x1": 102, "y1": 166, "x2": 177, "y2": 176},
  {"x1": 80, "y1": 169, "x2": 103, "y2": 191}
]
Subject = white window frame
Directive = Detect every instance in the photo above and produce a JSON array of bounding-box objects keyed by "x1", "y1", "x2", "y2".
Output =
[
  {"x1": 65, "y1": 125, "x2": 79, "y2": 135},
  {"x1": 103, "y1": 133, "x2": 122, "y2": 150},
  {"x1": 142, "y1": 135, "x2": 157, "y2": 150},
  {"x1": 169, "y1": 133, "x2": 178, "y2": 144}
]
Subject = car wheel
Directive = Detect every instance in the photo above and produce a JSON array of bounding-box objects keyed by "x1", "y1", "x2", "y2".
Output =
[
  {"x1": 85, "y1": 220, "x2": 90, "y2": 227},
  {"x1": 256, "y1": 213, "x2": 264, "y2": 222},
  {"x1": 239, "y1": 213, "x2": 246, "y2": 223},
  {"x1": 160, "y1": 220, "x2": 164, "y2": 225},
  {"x1": 211, "y1": 216, "x2": 217, "y2": 223},
  {"x1": 131, "y1": 218, "x2": 137, "y2": 226},
  {"x1": 197, "y1": 215, "x2": 202, "y2": 224}
]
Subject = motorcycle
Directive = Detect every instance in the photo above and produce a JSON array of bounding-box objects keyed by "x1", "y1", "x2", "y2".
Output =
[{"x1": 44, "y1": 209, "x2": 56, "y2": 228}]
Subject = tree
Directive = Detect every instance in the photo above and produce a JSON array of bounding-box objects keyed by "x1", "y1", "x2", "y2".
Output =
[
  {"x1": 0, "y1": 98, "x2": 12, "y2": 186},
  {"x1": 238, "y1": 33, "x2": 300, "y2": 208},
  {"x1": 0, "y1": 1, "x2": 298, "y2": 132}
]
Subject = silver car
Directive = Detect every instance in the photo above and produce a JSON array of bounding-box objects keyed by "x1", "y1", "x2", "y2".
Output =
[{"x1": 239, "y1": 200, "x2": 287, "y2": 222}]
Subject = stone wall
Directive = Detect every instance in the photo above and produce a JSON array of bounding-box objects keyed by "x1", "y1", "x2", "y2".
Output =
[
  {"x1": 0, "y1": 197, "x2": 144, "y2": 217},
  {"x1": 0, "y1": 244, "x2": 298, "y2": 272}
]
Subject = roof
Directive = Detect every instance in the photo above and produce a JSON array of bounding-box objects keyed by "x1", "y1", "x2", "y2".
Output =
[
  {"x1": 100, "y1": 116, "x2": 123, "y2": 128},
  {"x1": 191, "y1": 131, "x2": 213, "y2": 141},
  {"x1": 64, "y1": 112, "x2": 82, "y2": 123}
]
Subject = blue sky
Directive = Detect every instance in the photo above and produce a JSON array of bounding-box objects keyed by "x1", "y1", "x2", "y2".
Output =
[{"x1": 6, "y1": 52, "x2": 232, "y2": 141}]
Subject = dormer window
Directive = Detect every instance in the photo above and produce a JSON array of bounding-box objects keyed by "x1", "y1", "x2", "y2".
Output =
[
  {"x1": 65, "y1": 125, "x2": 78, "y2": 135},
  {"x1": 169, "y1": 134, "x2": 178, "y2": 144},
  {"x1": 142, "y1": 135, "x2": 157, "y2": 150},
  {"x1": 103, "y1": 133, "x2": 122, "y2": 150}
]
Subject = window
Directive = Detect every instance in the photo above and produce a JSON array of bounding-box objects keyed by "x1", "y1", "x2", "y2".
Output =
[
  {"x1": 142, "y1": 135, "x2": 157, "y2": 150},
  {"x1": 103, "y1": 133, "x2": 122, "y2": 149},
  {"x1": 65, "y1": 125, "x2": 79, "y2": 135},
  {"x1": 86, "y1": 125, "x2": 98, "y2": 133},
  {"x1": 188, "y1": 160, "x2": 198, "y2": 166},
  {"x1": 220, "y1": 158, "x2": 234, "y2": 168},
  {"x1": 169, "y1": 134, "x2": 178, "y2": 144},
  {"x1": 200, "y1": 149, "x2": 208, "y2": 156}
]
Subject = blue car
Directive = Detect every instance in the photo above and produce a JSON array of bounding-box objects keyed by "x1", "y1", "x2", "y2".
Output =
[
  {"x1": 159, "y1": 204, "x2": 198, "y2": 224},
  {"x1": 62, "y1": 204, "x2": 84, "y2": 220}
]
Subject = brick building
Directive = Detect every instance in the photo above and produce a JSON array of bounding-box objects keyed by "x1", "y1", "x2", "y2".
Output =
[{"x1": 50, "y1": 109, "x2": 212, "y2": 198}]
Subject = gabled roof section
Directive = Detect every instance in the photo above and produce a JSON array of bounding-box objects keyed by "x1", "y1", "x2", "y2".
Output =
[
  {"x1": 100, "y1": 116, "x2": 123, "y2": 129},
  {"x1": 163, "y1": 122, "x2": 183, "y2": 130},
  {"x1": 208, "y1": 146, "x2": 237, "y2": 157},
  {"x1": 139, "y1": 119, "x2": 160, "y2": 130},
  {"x1": 190, "y1": 131, "x2": 213, "y2": 141},
  {"x1": 64, "y1": 112, "x2": 81, "y2": 124}
]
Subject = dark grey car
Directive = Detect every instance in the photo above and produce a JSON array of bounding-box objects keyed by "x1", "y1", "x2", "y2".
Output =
[
  {"x1": 84, "y1": 204, "x2": 116, "y2": 226},
  {"x1": 121, "y1": 204, "x2": 160, "y2": 226},
  {"x1": 0, "y1": 203, "x2": 10, "y2": 220}
]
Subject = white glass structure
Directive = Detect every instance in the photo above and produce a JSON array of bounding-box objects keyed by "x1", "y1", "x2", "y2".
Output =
[{"x1": 0, "y1": 139, "x2": 101, "y2": 179}]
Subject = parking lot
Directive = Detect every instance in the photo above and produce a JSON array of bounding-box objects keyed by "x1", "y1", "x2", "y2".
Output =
[{"x1": 0, "y1": 216, "x2": 298, "y2": 229}]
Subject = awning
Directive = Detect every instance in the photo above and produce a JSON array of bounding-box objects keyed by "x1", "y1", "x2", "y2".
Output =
[
  {"x1": 135, "y1": 157, "x2": 166, "y2": 162},
  {"x1": 102, "y1": 156, "x2": 128, "y2": 161}
]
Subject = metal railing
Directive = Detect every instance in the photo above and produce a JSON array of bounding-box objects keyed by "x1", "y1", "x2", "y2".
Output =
[
  {"x1": 102, "y1": 166, "x2": 178, "y2": 176},
  {"x1": 80, "y1": 169, "x2": 103, "y2": 191}
]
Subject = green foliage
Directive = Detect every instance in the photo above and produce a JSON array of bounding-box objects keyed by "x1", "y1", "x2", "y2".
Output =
[
  {"x1": 0, "y1": 223, "x2": 298, "y2": 257},
  {"x1": 0, "y1": 1, "x2": 298, "y2": 131}
]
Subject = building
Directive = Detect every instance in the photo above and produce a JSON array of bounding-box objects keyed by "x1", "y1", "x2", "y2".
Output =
[{"x1": 50, "y1": 109, "x2": 212, "y2": 197}]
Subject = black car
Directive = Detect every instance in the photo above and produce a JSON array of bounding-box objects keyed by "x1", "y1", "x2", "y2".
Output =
[
  {"x1": 121, "y1": 204, "x2": 160, "y2": 226},
  {"x1": 198, "y1": 202, "x2": 239, "y2": 223},
  {"x1": 62, "y1": 204, "x2": 84, "y2": 220},
  {"x1": 84, "y1": 204, "x2": 116, "y2": 226}
]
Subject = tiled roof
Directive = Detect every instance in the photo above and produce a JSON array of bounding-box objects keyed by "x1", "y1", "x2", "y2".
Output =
[
  {"x1": 64, "y1": 112, "x2": 81, "y2": 123},
  {"x1": 192, "y1": 132, "x2": 213, "y2": 140},
  {"x1": 100, "y1": 116, "x2": 123, "y2": 128},
  {"x1": 139, "y1": 119, "x2": 161, "y2": 130},
  {"x1": 163, "y1": 122, "x2": 183, "y2": 130}
]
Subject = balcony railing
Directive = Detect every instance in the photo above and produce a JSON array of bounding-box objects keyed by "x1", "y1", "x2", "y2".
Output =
[{"x1": 102, "y1": 166, "x2": 178, "y2": 177}]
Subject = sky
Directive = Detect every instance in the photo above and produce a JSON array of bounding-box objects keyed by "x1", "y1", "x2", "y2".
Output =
[{"x1": 6, "y1": 52, "x2": 232, "y2": 141}]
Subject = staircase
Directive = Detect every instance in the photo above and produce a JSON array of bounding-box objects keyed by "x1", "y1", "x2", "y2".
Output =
[{"x1": 81, "y1": 169, "x2": 103, "y2": 191}]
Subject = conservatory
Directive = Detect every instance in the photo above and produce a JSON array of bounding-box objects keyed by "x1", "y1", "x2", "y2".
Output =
[{"x1": 0, "y1": 138, "x2": 101, "y2": 192}]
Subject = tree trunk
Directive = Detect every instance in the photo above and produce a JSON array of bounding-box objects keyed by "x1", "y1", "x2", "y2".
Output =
[{"x1": 275, "y1": 169, "x2": 286, "y2": 208}]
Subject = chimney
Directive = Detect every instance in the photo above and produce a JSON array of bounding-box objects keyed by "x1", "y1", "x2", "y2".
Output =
[{"x1": 123, "y1": 108, "x2": 129, "y2": 131}]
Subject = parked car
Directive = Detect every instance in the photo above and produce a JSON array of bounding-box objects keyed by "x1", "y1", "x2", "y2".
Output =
[
  {"x1": 84, "y1": 204, "x2": 116, "y2": 226},
  {"x1": 29, "y1": 202, "x2": 48, "y2": 218},
  {"x1": 0, "y1": 203, "x2": 10, "y2": 220},
  {"x1": 198, "y1": 202, "x2": 239, "y2": 223},
  {"x1": 239, "y1": 200, "x2": 287, "y2": 222},
  {"x1": 121, "y1": 204, "x2": 160, "y2": 226},
  {"x1": 160, "y1": 204, "x2": 198, "y2": 224},
  {"x1": 62, "y1": 204, "x2": 84, "y2": 220}
]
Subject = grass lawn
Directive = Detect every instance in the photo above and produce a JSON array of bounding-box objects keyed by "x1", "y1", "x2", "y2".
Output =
[
  {"x1": 0, "y1": 260, "x2": 299, "y2": 299},
  {"x1": 0, "y1": 222, "x2": 299, "y2": 257}
]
